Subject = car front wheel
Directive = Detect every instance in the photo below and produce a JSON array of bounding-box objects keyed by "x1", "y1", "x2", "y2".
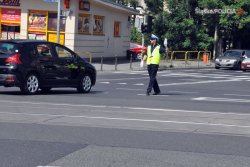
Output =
[
  {"x1": 77, "y1": 73, "x2": 92, "y2": 93},
  {"x1": 136, "y1": 52, "x2": 143, "y2": 60},
  {"x1": 20, "y1": 73, "x2": 40, "y2": 95}
]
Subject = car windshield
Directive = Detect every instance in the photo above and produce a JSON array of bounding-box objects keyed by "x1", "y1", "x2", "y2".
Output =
[
  {"x1": 130, "y1": 43, "x2": 141, "y2": 48},
  {"x1": 0, "y1": 43, "x2": 19, "y2": 55},
  {"x1": 223, "y1": 51, "x2": 241, "y2": 57}
]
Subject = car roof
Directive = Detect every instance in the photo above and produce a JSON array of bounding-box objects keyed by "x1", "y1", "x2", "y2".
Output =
[{"x1": 0, "y1": 39, "x2": 55, "y2": 44}]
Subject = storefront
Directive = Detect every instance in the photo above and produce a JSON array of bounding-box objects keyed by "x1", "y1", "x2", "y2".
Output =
[
  {"x1": 0, "y1": 8, "x2": 21, "y2": 40},
  {"x1": 27, "y1": 10, "x2": 65, "y2": 44},
  {"x1": 0, "y1": 0, "x2": 138, "y2": 58}
]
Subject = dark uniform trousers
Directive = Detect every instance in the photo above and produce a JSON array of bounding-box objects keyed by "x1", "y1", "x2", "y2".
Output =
[{"x1": 146, "y1": 64, "x2": 160, "y2": 94}]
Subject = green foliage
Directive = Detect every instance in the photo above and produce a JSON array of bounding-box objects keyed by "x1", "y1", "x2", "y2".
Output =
[
  {"x1": 142, "y1": 0, "x2": 250, "y2": 51},
  {"x1": 144, "y1": 0, "x2": 164, "y2": 14},
  {"x1": 160, "y1": 0, "x2": 213, "y2": 50},
  {"x1": 130, "y1": 26, "x2": 142, "y2": 44}
]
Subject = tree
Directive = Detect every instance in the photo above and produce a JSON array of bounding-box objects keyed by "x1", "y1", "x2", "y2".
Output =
[
  {"x1": 198, "y1": 0, "x2": 250, "y2": 57},
  {"x1": 154, "y1": 0, "x2": 213, "y2": 51},
  {"x1": 142, "y1": 0, "x2": 250, "y2": 58}
]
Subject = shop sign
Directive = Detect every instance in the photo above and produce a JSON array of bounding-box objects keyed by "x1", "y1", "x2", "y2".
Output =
[
  {"x1": 0, "y1": 0, "x2": 21, "y2": 6},
  {"x1": 1, "y1": 8, "x2": 21, "y2": 22},
  {"x1": 28, "y1": 11, "x2": 47, "y2": 31},
  {"x1": 48, "y1": 33, "x2": 64, "y2": 45}
]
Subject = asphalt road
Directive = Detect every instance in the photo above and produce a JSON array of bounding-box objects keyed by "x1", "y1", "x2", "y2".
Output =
[{"x1": 1, "y1": 68, "x2": 250, "y2": 167}]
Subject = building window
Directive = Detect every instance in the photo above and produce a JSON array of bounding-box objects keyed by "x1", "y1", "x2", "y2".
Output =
[
  {"x1": 114, "y1": 21, "x2": 120, "y2": 37},
  {"x1": 28, "y1": 10, "x2": 47, "y2": 32},
  {"x1": 0, "y1": 8, "x2": 21, "y2": 40},
  {"x1": 27, "y1": 10, "x2": 65, "y2": 45},
  {"x1": 48, "y1": 12, "x2": 66, "y2": 31},
  {"x1": 79, "y1": 0, "x2": 90, "y2": 11},
  {"x1": 93, "y1": 15, "x2": 104, "y2": 35},
  {"x1": 78, "y1": 13, "x2": 90, "y2": 34}
]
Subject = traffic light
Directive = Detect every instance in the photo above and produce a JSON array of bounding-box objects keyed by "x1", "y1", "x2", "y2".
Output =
[
  {"x1": 141, "y1": 23, "x2": 148, "y2": 34},
  {"x1": 146, "y1": 16, "x2": 153, "y2": 33}
]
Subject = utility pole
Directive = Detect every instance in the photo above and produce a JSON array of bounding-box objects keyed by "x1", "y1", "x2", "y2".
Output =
[{"x1": 57, "y1": 0, "x2": 61, "y2": 44}]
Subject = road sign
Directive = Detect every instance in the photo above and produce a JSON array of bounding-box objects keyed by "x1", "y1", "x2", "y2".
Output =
[{"x1": 43, "y1": 0, "x2": 58, "y2": 2}]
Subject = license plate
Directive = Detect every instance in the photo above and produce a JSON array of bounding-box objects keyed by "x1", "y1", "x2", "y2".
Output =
[{"x1": 247, "y1": 65, "x2": 250, "y2": 67}]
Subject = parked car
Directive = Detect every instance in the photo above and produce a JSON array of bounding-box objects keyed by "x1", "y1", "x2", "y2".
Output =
[
  {"x1": 215, "y1": 49, "x2": 250, "y2": 70},
  {"x1": 241, "y1": 58, "x2": 250, "y2": 72},
  {"x1": 0, "y1": 40, "x2": 96, "y2": 95},
  {"x1": 126, "y1": 42, "x2": 147, "y2": 60}
]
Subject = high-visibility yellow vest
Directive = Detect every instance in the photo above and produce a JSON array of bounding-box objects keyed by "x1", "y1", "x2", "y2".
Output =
[{"x1": 146, "y1": 45, "x2": 161, "y2": 65}]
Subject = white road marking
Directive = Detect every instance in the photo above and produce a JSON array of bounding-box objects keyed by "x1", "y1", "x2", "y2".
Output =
[
  {"x1": 161, "y1": 73, "x2": 230, "y2": 79},
  {"x1": 99, "y1": 82, "x2": 110, "y2": 84},
  {"x1": 224, "y1": 94, "x2": 250, "y2": 97},
  {"x1": 116, "y1": 88, "x2": 143, "y2": 91},
  {"x1": 134, "y1": 83, "x2": 144, "y2": 85},
  {"x1": 234, "y1": 75, "x2": 250, "y2": 78},
  {"x1": 159, "y1": 79, "x2": 240, "y2": 86},
  {"x1": 97, "y1": 77, "x2": 148, "y2": 81},
  {"x1": 179, "y1": 79, "x2": 199, "y2": 81},
  {"x1": 193, "y1": 97, "x2": 250, "y2": 103},
  {"x1": 0, "y1": 100, "x2": 250, "y2": 116},
  {"x1": 168, "y1": 91, "x2": 198, "y2": 94},
  {"x1": 137, "y1": 94, "x2": 169, "y2": 97},
  {"x1": 117, "y1": 83, "x2": 127, "y2": 85},
  {"x1": 1, "y1": 111, "x2": 250, "y2": 128},
  {"x1": 37, "y1": 166, "x2": 61, "y2": 167}
]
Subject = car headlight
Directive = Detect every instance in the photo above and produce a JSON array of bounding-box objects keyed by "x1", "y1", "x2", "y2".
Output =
[{"x1": 215, "y1": 58, "x2": 219, "y2": 62}]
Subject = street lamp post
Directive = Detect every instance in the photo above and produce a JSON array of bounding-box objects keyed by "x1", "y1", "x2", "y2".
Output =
[{"x1": 57, "y1": 0, "x2": 61, "y2": 44}]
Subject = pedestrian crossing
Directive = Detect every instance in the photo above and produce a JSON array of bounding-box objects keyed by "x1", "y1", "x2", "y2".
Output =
[{"x1": 97, "y1": 70, "x2": 250, "y2": 87}]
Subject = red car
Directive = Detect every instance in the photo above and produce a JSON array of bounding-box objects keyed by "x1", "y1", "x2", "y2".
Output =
[
  {"x1": 241, "y1": 58, "x2": 250, "y2": 71},
  {"x1": 126, "y1": 42, "x2": 147, "y2": 60}
]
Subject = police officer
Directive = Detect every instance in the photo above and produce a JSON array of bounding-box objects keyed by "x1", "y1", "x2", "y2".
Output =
[{"x1": 143, "y1": 34, "x2": 166, "y2": 96}]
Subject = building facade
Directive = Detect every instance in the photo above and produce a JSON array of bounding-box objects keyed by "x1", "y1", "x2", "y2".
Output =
[{"x1": 0, "y1": 0, "x2": 138, "y2": 58}]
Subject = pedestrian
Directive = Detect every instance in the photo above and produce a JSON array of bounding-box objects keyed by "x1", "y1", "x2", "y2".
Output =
[
  {"x1": 242, "y1": 51, "x2": 248, "y2": 59},
  {"x1": 142, "y1": 34, "x2": 166, "y2": 96}
]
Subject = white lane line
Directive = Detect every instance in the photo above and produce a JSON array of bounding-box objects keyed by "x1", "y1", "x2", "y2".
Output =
[
  {"x1": 97, "y1": 77, "x2": 148, "y2": 81},
  {"x1": 161, "y1": 73, "x2": 229, "y2": 77},
  {"x1": 234, "y1": 76, "x2": 250, "y2": 78},
  {"x1": 159, "y1": 79, "x2": 241, "y2": 86},
  {"x1": 0, "y1": 99, "x2": 249, "y2": 116},
  {"x1": 179, "y1": 79, "x2": 199, "y2": 81},
  {"x1": 1, "y1": 111, "x2": 250, "y2": 128},
  {"x1": 99, "y1": 82, "x2": 110, "y2": 84},
  {"x1": 168, "y1": 91, "x2": 198, "y2": 94},
  {"x1": 193, "y1": 97, "x2": 250, "y2": 103},
  {"x1": 117, "y1": 83, "x2": 127, "y2": 85},
  {"x1": 116, "y1": 88, "x2": 143, "y2": 91},
  {"x1": 134, "y1": 83, "x2": 144, "y2": 85},
  {"x1": 224, "y1": 94, "x2": 250, "y2": 97},
  {"x1": 37, "y1": 166, "x2": 61, "y2": 167},
  {"x1": 137, "y1": 94, "x2": 169, "y2": 97}
]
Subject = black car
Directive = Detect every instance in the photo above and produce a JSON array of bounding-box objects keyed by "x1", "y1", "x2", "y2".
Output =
[{"x1": 0, "y1": 40, "x2": 96, "y2": 95}]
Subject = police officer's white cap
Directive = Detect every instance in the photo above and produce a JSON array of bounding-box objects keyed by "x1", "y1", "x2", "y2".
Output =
[{"x1": 150, "y1": 34, "x2": 158, "y2": 40}]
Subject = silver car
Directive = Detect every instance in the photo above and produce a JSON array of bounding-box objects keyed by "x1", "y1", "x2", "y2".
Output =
[{"x1": 215, "y1": 50, "x2": 250, "y2": 70}]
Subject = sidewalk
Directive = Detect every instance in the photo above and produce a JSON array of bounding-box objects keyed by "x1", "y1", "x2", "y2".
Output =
[{"x1": 92, "y1": 60, "x2": 215, "y2": 71}]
